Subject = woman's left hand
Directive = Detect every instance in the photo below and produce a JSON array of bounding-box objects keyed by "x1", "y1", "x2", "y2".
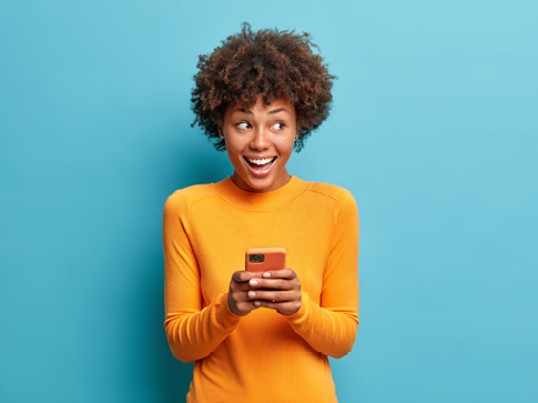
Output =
[{"x1": 246, "y1": 268, "x2": 302, "y2": 315}]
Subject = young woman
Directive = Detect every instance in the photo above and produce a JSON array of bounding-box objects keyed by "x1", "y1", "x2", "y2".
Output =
[{"x1": 163, "y1": 23, "x2": 359, "y2": 402}]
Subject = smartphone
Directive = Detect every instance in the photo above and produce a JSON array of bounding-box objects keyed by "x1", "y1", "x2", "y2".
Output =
[{"x1": 245, "y1": 247, "x2": 286, "y2": 272}]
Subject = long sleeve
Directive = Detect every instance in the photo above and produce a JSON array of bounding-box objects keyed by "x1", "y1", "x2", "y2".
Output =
[
  {"x1": 162, "y1": 178, "x2": 359, "y2": 402},
  {"x1": 162, "y1": 193, "x2": 240, "y2": 363},
  {"x1": 286, "y1": 189, "x2": 359, "y2": 358}
]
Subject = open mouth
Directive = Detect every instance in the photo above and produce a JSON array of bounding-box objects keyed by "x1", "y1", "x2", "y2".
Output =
[
  {"x1": 245, "y1": 157, "x2": 276, "y2": 167},
  {"x1": 244, "y1": 156, "x2": 277, "y2": 175}
]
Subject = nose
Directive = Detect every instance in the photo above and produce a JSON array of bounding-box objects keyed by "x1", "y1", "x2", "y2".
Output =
[{"x1": 249, "y1": 127, "x2": 270, "y2": 150}]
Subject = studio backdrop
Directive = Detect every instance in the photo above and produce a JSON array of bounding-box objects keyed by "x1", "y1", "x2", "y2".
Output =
[{"x1": 1, "y1": 1, "x2": 537, "y2": 402}]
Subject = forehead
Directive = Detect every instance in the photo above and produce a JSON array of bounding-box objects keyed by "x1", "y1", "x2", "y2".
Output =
[{"x1": 226, "y1": 96, "x2": 295, "y2": 116}]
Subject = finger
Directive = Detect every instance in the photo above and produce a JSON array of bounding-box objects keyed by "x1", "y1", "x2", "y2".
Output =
[
  {"x1": 235, "y1": 300, "x2": 260, "y2": 311},
  {"x1": 230, "y1": 275, "x2": 265, "y2": 292},
  {"x1": 254, "y1": 300, "x2": 301, "y2": 315},
  {"x1": 261, "y1": 268, "x2": 296, "y2": 280},
  {"x1": 276, "y1": 301, "x2": 302, "y2": 315},
  {"x1": 248, "y1": 277, "x2": 299, "y2": 291},
  {"x1": 230, "y1": 280, "x2": 256, "y2": 292},
  {"x1": 229, "y1": 299, "x2": 260, "y2": 316},
  {"x1": 230, "y1": 290, "x2": 253, "y2": 302},
  {"x1": 246, "y1": 290, "x2": 300, "y2": 303},
  {"x1": 232, "y1": 270, "x2": 262, "y2": 283}
]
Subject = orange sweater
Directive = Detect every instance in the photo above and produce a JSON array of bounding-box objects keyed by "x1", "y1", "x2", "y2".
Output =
[{"x1": 163, "y1": 176, "x2": 359, "y2": 403}]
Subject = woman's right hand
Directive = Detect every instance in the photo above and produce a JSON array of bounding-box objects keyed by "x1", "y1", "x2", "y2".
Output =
[{"x1": 227, "y1": 270, "x2": 262, "y2": 316}]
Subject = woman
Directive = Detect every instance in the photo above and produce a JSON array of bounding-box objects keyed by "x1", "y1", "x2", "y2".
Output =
[{"x1": 163, "y1": 23, "x2": 359, "y2": 402}]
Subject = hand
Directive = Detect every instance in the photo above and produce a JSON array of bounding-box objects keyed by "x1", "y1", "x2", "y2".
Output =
[
  {"x1": 227, "y1": 270, "x2": 263, "y2": 316},
  {"x1": 246, "y1": 268, "x2": 302, "y2": 315}
]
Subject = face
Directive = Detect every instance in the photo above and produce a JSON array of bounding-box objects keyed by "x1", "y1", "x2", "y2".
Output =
[{"x1": 221, "y1": 96, "x2": 297, "y2": 193}]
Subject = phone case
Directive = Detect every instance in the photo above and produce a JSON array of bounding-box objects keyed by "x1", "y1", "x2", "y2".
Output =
[{"x1": 245, "y1": 247, "x2": 286, "y2": 272}]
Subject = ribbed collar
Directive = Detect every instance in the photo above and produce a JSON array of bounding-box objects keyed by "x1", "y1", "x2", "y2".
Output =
[{"x1": 212, "y1": 176, "x2": 311, "y2": 211}]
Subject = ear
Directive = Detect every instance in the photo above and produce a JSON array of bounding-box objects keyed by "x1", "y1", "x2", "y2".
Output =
[{"x1": 218, "y1": 127, "x2": 224, "y2": 138}]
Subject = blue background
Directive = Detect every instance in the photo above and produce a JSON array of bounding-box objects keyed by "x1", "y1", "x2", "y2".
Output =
[{"x1": 1, "y1": 1, "x2": 537, "y2": 402}]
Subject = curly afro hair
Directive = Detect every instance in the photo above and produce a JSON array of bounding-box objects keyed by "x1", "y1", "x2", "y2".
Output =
[{"x1": 191, "y1": 22, "x2": 336, "y2": 152}]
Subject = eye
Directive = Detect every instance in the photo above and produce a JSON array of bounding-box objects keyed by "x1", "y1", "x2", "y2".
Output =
[
  {"x1": 271, "y1": 122, "x2": 286, "y2": 131},
  {"x1": 236, "y1": 121, "x2": 251, "y2": 130}
]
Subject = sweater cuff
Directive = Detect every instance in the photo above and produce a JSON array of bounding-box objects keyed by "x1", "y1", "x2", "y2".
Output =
[
  {"x1": 284, "y1": 291, "x2": 312, "y2": 326},
  {"x1": 214, "y1": 292, "x2": 242, "y2": 329}
]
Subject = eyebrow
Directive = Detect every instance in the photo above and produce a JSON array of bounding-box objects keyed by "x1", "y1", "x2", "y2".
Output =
[{"x1": 234, "y1": 107, "x2": 289, "y2": 115}]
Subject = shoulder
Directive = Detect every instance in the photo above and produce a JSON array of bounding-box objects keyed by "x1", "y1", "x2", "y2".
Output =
[
  {"x1": 303, "y1": 181, "x2": 359, "y2": 228},
  {"x1": 163, "y1": 183, "x2": 217, "y2": 212},
  {"x1": 305, "y1": 181, "x2": 357, "y2": 207}
]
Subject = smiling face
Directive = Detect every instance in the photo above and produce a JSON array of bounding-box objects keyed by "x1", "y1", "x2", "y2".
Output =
[{"x1": 221, "y1": 96, "x2": 297, "y2": 193}]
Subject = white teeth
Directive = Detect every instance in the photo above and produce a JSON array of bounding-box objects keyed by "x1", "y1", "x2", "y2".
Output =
[{"x1": 247, "y1": 158, "x2": 273, "y2": 165}]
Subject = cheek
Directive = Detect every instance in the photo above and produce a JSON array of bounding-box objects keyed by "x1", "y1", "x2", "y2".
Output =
[
  {"x1": 278, "y1": 137, "x2": 296, "y2": 155},
  {"x1": 223, "y1": 135, "x2": 242, "y2": 154},
  {"x1": 225, "y1": 140, "x2": 247, "y2": 165},
  {"x1": 226, "y1": 146, "x2": 240, "y2": 162}
]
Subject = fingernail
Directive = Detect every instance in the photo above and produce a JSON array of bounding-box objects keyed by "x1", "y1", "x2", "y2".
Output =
[
  {"x1": 253, "y1": 301, "x2": 261, "y2": 307},
  {"x1": 248, "y1": 291, "x2": 256, "y2": 298},
  {"x1": 249, "y1": 279, "x2": 258, "y2": 286},
  {"x1": 262, "y1": 272, "x2": 271, "y2": 278}
]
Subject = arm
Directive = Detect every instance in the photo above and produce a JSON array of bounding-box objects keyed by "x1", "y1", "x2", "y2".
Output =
[
  {"x1": 286, "y1": 189, "x2": 359, "y2": 358},
  {"x1": 244, "y1": 190, "x2": 359, "y2": 357},
  {"x1": 162, "y1": 193, "x2": 240, "y2": 363}
]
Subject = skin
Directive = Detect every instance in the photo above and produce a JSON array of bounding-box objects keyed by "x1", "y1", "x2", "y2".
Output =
[
  {"x1": 219, "y1": 96, "x2": 302, "y2": 316},
  {"x1": 221, "y1": 95, "x2": 296, "y2": 193},
  {"x1": 228, "y1": 269, "x2": 302, "y2": 316}
]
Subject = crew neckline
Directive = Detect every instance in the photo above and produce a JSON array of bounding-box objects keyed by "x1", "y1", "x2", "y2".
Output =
[{"x1": 212, "y1": 176, "x2": 311, "y2": 211}]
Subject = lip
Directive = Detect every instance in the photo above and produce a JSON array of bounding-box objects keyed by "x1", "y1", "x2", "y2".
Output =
[
  {"x1": 243, "y1": 155, "x2": 277, "y2": 177},
  {"x1": 244, "y1": 155, "x2": 277, "y2": 161}
]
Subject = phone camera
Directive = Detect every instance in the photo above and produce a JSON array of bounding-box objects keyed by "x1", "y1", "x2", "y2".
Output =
[{"x1": 249, "y1": 254, "x2": 265, "y2": 263}]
